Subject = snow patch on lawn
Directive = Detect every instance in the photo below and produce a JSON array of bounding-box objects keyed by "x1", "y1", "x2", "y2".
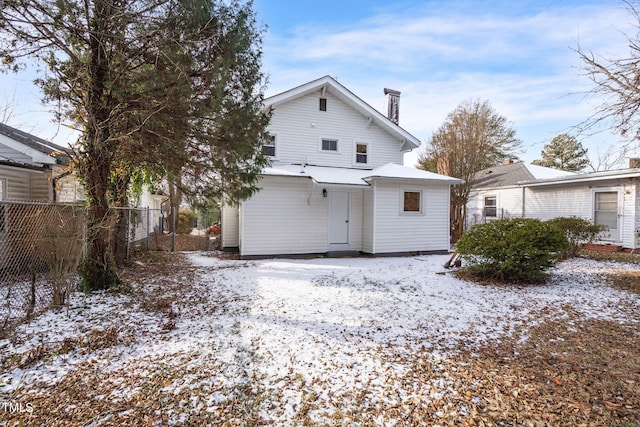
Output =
[{"x1": 1, "y1": 254, "x2": 638, "y2": 425}]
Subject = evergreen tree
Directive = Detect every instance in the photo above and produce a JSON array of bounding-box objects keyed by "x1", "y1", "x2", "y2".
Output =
[
  {"x1": 532, "y1": 134, "x2": 589, "y2": 172},
  {"x1": 0, "y1": 0, "x2": 269, "y2": 289}
]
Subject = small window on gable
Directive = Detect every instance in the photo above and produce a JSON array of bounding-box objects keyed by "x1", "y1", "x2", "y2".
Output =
[
  {"x1": 403, "y1": 190, "x2": 421, "y2": 213},
  {"x1": 262, "y1": 134, "x2": 276, "y2": 157},
  {"x1": 319, "y1": 98, "x2": 327, "y2": 111},
  {"x1": 484, "y1": 196, "x2": 497, "y2": 217},
  {"x1": 321, "y1": 138, "x2": 338, "y2": 151},
  {"x1": 355, "y1": 143, "x2": 368, "y2": 164}
]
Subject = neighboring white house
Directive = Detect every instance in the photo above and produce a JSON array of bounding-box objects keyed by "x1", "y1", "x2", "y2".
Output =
[
  {"x1": 468, "y1": 159, "x2": 640, "y2": 250},
  {"x1": 221, "y1": 75, "x2": 462, "y2": 258},
  {"x1": 0, "y1": 122, "x2": 79, "y2": 202}
]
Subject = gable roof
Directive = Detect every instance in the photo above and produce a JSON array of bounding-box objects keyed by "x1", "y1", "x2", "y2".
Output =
[
  {"x1": 472, "y1": 162, "x2": 575, "y2": 189},
  {"x1": 0, "y1": 122, "x2": 71, "y2": 167},
  {"x1": 264, "y1": 76, "x2": 421, "y2": 152},
  {"x1": 261, "y1": 163, "x2": 462, "y2": 186}
]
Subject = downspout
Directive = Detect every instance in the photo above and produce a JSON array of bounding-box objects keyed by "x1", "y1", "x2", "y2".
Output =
[
  {"x1": 521, "y1": 186, "x2": 526, "y2": 218},
  {"x1": 51, "y1": 169, "x2": 73, "y2": 203},
  {"x1": 308, "y1": 179, "x2": 318, "y2": 205}
]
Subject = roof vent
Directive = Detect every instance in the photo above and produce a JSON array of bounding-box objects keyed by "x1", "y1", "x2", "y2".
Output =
[{"x1": 384, "y1": 88, "x2": 400, "y2": 125}]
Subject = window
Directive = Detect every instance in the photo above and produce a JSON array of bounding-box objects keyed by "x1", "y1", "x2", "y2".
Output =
[
  {"x1": 484, "y1": 196, "x2": 497, "y2": 217},
  {"x1": 355, "y1": 143, "x2": 368, "y2": 164},
  {"x1": 594, "y1": 191, "x2": 618, "y2": 230},
  {"x1": 321, "y1": 138, "x2": 338, "y2": 151},
  {"x1": 262, "y1": 134, "x2": 276, "y2": 157},
  {"x1": 403, "y1": 191, "x2": 421, "y2": 213},
  {"x1": 319, "y1": 98, "x2": 327, "y2": 111}
]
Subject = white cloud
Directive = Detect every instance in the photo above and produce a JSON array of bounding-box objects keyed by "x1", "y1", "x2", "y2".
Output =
[{"x1": 263, "y1": 2, "x2": 635, "y2": 165}]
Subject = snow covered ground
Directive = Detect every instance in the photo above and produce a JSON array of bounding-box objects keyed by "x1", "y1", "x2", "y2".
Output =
[{"x1": 1, "y1": 253, "x2": 638, "y2": 425}]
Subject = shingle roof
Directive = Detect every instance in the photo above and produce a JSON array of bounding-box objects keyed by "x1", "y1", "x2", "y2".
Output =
[
  {"x1": 472, "y1": 162, "x2": 575, "y2": 189},
  {"x1": 0, "y1": 122, "x2": 71, "y2": 165}
]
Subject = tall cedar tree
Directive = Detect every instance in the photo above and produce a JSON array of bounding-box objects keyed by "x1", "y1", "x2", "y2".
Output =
[
  {"x1": 417, "y1": 100, "x2": 521, "y2": 242},
  {"x1": 0, "y1": 0, "x2": 270, "y2": 289},
  {"x1": 531, "y1": 134, "x2": 589, "y2": 172}
]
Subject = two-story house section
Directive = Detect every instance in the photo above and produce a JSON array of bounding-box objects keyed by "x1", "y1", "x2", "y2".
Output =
[{"x1": 221, "y1": 76, "x2": 462, "y2": 258}]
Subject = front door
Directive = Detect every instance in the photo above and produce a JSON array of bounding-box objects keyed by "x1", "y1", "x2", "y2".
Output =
[
  {"x1": 594, "y1": 190, "x2": 620, "y2": 241},
  {"x1": 329, "y1": 190, "x2": 349, "y2": 246}
]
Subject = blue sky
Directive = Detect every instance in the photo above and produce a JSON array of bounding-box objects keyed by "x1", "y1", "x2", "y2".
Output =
[
  {"x1": 253, "y1": 0, "x2": 634, "y2": 167},
  {"x1": 0, "y1": 0, "x2": 635, "y2": 167}
]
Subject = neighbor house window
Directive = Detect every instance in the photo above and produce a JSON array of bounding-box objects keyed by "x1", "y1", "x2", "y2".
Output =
[
  {"x1": 321, "y1": 138, "x2": 338, "y2": 151},
  {"x1": 262, "y1": 134, "x2": 276, "y2": 157},
  {"x1": 594, "y1": 191, "x2": 618, "y2": 230},
  {"x1": 355, "y1": 143, "x2": 368, "y2": 164},
  {"x1": 319, "y1": 98, "x2": 327, "y2": 111},
  {"x1": 403, "y1": 190, "x2": 421, "y2": 213},
  {"x1": 484, "y1": 196, "x2": 497, "y2": 217}
]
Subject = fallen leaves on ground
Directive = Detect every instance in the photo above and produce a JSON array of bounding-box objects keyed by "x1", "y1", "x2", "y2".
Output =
[{"x1": 1, "y1": 252, "x2": 638, "y2": 426}]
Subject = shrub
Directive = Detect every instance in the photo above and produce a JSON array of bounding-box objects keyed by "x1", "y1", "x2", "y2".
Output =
[
  {"x1": 456, "y1": 218, "x2": 569, "y2": 283},
  {"x1": 176, "y1": 209, "x2": 196, "y2": 234},
  {"x1": 546, "y1": 216, "x2": 606, "y2": 259}
]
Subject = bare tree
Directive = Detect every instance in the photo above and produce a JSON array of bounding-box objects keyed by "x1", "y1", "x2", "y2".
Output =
[
  {"x1": 0, "y1": 92, "x2": 17, "y2": 124},
  {"x1": 417, "y1": 99, "x2": 522, "y2": 242},
  {"x1": 575, "y1": 1, "x2": 640, "y2": 143}
]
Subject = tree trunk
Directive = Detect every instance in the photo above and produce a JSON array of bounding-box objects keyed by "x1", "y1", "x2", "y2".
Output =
[{"x1": 80, "y1": 0, "x2": 122, "y2": 290}]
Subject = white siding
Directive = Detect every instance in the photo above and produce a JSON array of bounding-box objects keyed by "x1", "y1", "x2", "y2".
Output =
[
  {"x1": 268, "y1": 91, "x2": 404, "y2": 168},
  {"x1": 362, "y1": 187, "x2": 374, "y2": 253},
  {"x1": 524, "y1": 186, "x2": 592, "y2": 221},
  {"x1": 622, "y1": 183, "x2": 636, "y2": 248},
  {"x1": 370, "y1": 179, "x2": 451, "y2": 254},
  {"x1": 467, "y1": 187, "x2": 524, "y2": 226},
  {"x1": 241, "y1": 176, "x2": 328, "y2": 256},
  {"x1": 0, "y1": 164, "x2": 51, "y2": 201},
  {"x1": 349, "y1": 188, "x2": 364, "y2": 250},
  {"x1": 221, "y1": 203, "x2": 239, "y2": 249},
  {"x1": 239, "y1": 176, "x2": 371, "y2": 256}
]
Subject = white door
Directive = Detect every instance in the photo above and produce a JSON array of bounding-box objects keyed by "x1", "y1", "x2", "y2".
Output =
[
  {"x1": 594, "y1": 190, "x2": 620, "y2": 241},
  {"x1": 329, "y1": 190, "x2": 349, "y2": 245}
]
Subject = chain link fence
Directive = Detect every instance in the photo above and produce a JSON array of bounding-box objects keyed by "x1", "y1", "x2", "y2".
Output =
[
  {"x1": 0, "y1": 202, "x2": 215, "y2": 334},
  {"x1": 0, "y1": 201, "x2": 85, "y2": 333}
]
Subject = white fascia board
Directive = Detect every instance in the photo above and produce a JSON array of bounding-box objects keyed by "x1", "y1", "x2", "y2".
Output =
[
  {"x1": 0, "y1": 134, "x2": 56, "y2": 166},
  {"x1": 264, "y1": 76, "x2": 421, "y2": 150},
  {"x1": 522, "y1": 170, "x2": 640, "y2": 187}
]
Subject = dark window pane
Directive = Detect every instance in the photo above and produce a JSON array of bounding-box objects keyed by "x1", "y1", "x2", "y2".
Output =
[{"x1": 404, "y1": 191, "x2": 420, "y2": 212}]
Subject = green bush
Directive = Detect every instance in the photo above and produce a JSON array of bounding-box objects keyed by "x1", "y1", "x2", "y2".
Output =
[
  {"x1": 546, "y1": 216, "x2": 606, "y2": 259},
  {"x1": 456, "y1": 218, "x2": 569, "y2": 283},
  {"x1": 176, "y1": 209, "x2": 196, "y2": 234}
]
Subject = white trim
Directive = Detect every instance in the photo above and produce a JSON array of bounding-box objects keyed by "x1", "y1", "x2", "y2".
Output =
[
  {"x1": 591, "y1": 187, "x2": 622, "y2": 242},
  {"x1": 0, "y1": 133, "x2": 57, "y2": 165},
  {"x1": 263, "y1": 133, "x2": 277, "y2": 159},
  {"x1": 264, "y1": 75, "x2": 421, "y2": 150},
  {"x1": 372, "y1": 181, "x2": 377, "y2": 254},
  {"x1": 353, "y1": 141, "x2": 370, "y2": 167},
  {"x1": 318, "y1": 136, "x2": 340, "y2": 153},
  {"x1": 0, "y1": 178, "x2": 5, "y2": 200},
  {"x1": 400, "y1": 188, "x2": 424, "y2": 215}
]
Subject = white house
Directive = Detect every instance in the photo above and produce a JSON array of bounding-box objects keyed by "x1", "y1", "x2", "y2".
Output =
[
  {"x1": 0, "y1": 122, "x2": 79, "y2": 202},
  {"x1": 221, "y1": 76, "x2": 462, "y2": 258},
  {"x1": 468, "y1": 159, "x2": 640, "y2": 250}
]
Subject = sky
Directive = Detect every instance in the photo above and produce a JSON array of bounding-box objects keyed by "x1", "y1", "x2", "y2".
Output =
[{"x1": 0, "y1": 0, "x2": 636, "y2": 168}]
